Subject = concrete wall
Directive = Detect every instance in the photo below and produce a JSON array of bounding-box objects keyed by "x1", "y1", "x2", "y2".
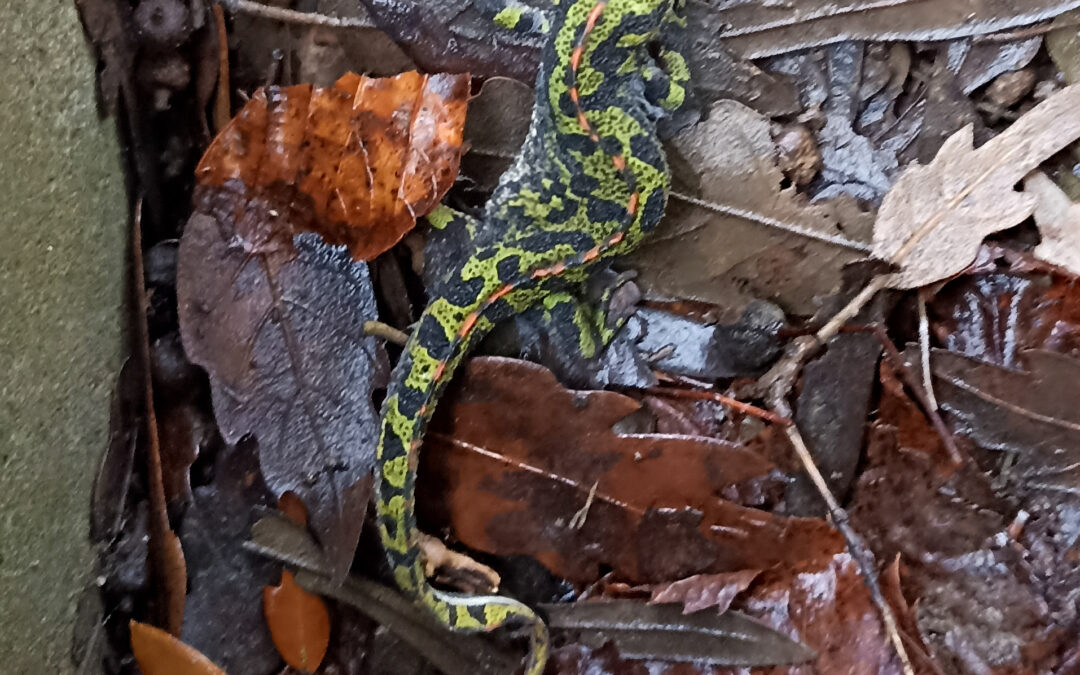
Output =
[{"x1": 0, "y1": 1, "x2": 128, "y2": 671}]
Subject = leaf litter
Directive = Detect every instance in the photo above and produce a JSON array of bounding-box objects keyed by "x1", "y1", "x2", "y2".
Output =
[{"x1": 88, "y1": 1, "x2": 1080, "y2": 673}]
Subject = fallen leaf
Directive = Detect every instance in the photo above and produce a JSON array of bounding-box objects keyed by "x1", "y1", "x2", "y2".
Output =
[
  {"x1": 873, "y1": 83, "x2": 1080, "y2": 289},
  {"x1": 630, "y1": 100, "x2": 873, "y2": 318},
  {"x1": 930, "y1": 264, "x2": 1080, "y2": 363},
  {"x1": 932, "y1": 348, "x2": 1080, "y2": 495},
  {"x1": 264, "y1": 570, "x2": 331, "y2": 671},
  {"x1": 279, "y1": 492, "x2": 309, "y2": 527},
  {"x1": 359, "y1": 0, "x2": 544, "y2": 81},
  {"x1": 196, "y1": 70, "x2": 469, "y2": 260},
  {"x1": 130, "y1": 620, "x2": 225, "y2": 675},
  {"x1": 178, "y1": 183, "x2": 385, "y2": 580},
  {"x1": 1024, "y1": 171, "x2": 1080, "y2": 274},
  {"x1": 735, "y1": 554, "x2": 906, "y2": 675},
  {"x1": 707, "y1": 0, "x2": 1080, "y2": 58},
  {"x1": 849, "y1": 359, "x2": 1064, "y2": 673},
  {"x1": 545, "y1": 600, "x2": 814, "y2": 667},
  {"x1": 649, "y1": 570, "x2": 760, "y2": 614},
  {"x1": 179, "y1": 441, "x2": 280, "y2": 673},
  {"x1": 421, "y1": 357, "x2": 843, "y2": 584}
]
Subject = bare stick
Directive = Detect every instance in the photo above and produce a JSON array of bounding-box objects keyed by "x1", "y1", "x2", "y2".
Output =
[
  {"x1": 364, "y1": 320, "x2": 409, "y2": 346},
  {"x1": 226, "y1": 0, "x2": 374, "y2": 29},
  {"x1": 779, "y1": 423, "x2": 915, "y2": 675}
]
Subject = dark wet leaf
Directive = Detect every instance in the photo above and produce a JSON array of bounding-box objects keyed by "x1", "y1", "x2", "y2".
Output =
[
  {"x1": 422, "y1": 357, "x2": 842, "y2": 585},
  {"x1": 543, "y1": 600, "x2": 814, "y2": 667},
  {"x1": 179, "y1": 441, "x2": 280, "y2": 673},
  {"x1": 178, "y1": 184, "x2": 386, "y2": 580},
  {"x1": 788, "y1": 332, "x2": 882, "y2": 516},
  {"x1": 933, "y1": 349, "x2": 1080, "y2": 491},
  {"x1": 359, "y1": 0, "x2": 545, "y2": 81},
  {"x1": 932, "y1": 270, "x2": 1080, "y2": 364},
  {"x1": 850, "y1": 360, "x2": 1066, "y2": 673},
  {"x1": 735, "y1": 553, "x2": 908, "y2": 674},
  {"x1": 704, "y1": 0, "x2": 1080, "y2": 59}
]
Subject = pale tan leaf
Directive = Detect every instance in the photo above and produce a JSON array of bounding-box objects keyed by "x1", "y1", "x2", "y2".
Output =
[
  {"x1": 1024, "y1": 171, "x2": 1080, "y2": 275},
  {"x1": 873, "y1": 83, "x2": 1080, "y2": 289},
  {"x1": 631, "y1": 100, "x2": 872, "y2": 319}
]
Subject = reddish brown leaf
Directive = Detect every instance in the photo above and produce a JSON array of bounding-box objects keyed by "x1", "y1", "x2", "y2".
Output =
[
  {"x1": 130, "y1": 620, "x2": 225, "y2": 675},
  {"x1": 263, "y1": 570, "x2": 332, "y2": 672},
  {"x1": 196, "y1": 71, "x2": 469, "y2": 260},
  {"x1": 849, "y1": 359, "x2": 1063, "y2": 674},
  {"x1": 931, "y1": 269, "x2": 1080, "y2": 365},
  {"x1": 734, "y1": 554, "x2": 905, "y2": 675},
  {"x1": 650, "y1": 570, "x2": 760, "y2": 615},
  {"x1": 422, "y1": 357, "x2": 843, "y2": 585}
]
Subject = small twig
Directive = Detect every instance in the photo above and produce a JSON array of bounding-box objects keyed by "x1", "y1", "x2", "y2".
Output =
[
  {"x1": 669, "y1": 190, "x2": 873, "y2": 254},
  {"x1": 568, "y1": 480, "x2": 599, "y2": 530},
  {"x1": 778, "y1": 423, "x2": 915, "y2": 675},
  {"x1": 225, "y1": 0, "x2": 374, "y2": 29},
  {"x1": 642, "y1": 385, "x2": 793, "y2": 427},
  {"x1": 917, "y1": 293, "x2": 939, "y2": 411},
  {"x1": 364, "y1": 320, "x2": 410, "y2": 346}
]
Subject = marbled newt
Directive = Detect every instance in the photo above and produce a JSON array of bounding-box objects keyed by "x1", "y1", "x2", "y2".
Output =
[{"x1": 374, "y1": 2, "x2": 689, "y2": 672}]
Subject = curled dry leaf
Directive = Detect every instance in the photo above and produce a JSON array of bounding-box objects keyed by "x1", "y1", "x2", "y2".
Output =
[
  {"x1": 263, "y1": 570, "x2": 331, "y2": 672},
  {"x1": 196, "y1": 71, "x2": 469, "y2": 260},
  {"x1": 130, "y1": 620, "x2": 225, "y2": 675},
  {"x1": 873, "y1": 83, "x2": 1080, "y2": 289},
  {"x1": 650, "y1": 569, "x2": 760, "y2": 615},
  {"x1": 178, "y1": 184, "x2": 385, "y2": 581},
  {"x1": 421, "y1": 357, "x2": 843, "y2": 584},
  {"x1": 1023, "y1": 171, "x2": 1080, "y2": 275}
]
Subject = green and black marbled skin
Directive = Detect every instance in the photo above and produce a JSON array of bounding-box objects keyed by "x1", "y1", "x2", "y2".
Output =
[{"x1": 374, "y1": 2, "x2": 689, "y2": 673}]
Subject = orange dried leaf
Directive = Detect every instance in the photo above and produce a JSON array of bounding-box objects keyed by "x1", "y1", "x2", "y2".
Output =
[
  {"x1": 196, "y1": 71, "x2": 470, "y2": 260},
  {"x1": 279, "y1": 491, "x2": 309, "y2": 527},
  {"x1": 263, "y1": 570, "x2": 331, "y2": 671},
  {"x1": 129, "y1": 620, "x2": 225, "y2": 675}
]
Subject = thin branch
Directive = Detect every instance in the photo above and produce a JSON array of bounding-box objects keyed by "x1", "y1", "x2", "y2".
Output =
[
  {"x1": 778, "y1": 423, "x2": 915, "y2": 675},
  {"x1": 365, "y1": 320, "x2": 409, "y2": 346},
  {"x1": 225, "y1": 0, "x2": 374, "y2": 29},
  {"x1": 641, "y1": 385, "x2": 793, "y2": 427}
]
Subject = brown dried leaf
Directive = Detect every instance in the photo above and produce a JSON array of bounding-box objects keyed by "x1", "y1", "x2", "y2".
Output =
[
  {"x1": 630, "y1": 100, "x2": 872, "y2": 317},
  {"x1": 422, "y1": 357, "x2": 843, "y2": 585},
  {"x1": 649, "y1": 570, "x2": 760, "y2": 615},
  {"x1": 177, "y1": 185, "x2": 385, "y2": 581},
  {"x1": 196, "y1": 71, "x2": 469, "y2": 260},
  {"x1": 1023, "y1": 171, "x2": 1080, "y2": 274},
  {"x1": 850, "y1": 360, "x2": 1063, "y2": 673},
  {"x1": 873, "y1": 83, "x2": 1080, "y2": 289},
  {"x1": 708, "y1": 0, "x2": 1080, "y2": 59}
]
